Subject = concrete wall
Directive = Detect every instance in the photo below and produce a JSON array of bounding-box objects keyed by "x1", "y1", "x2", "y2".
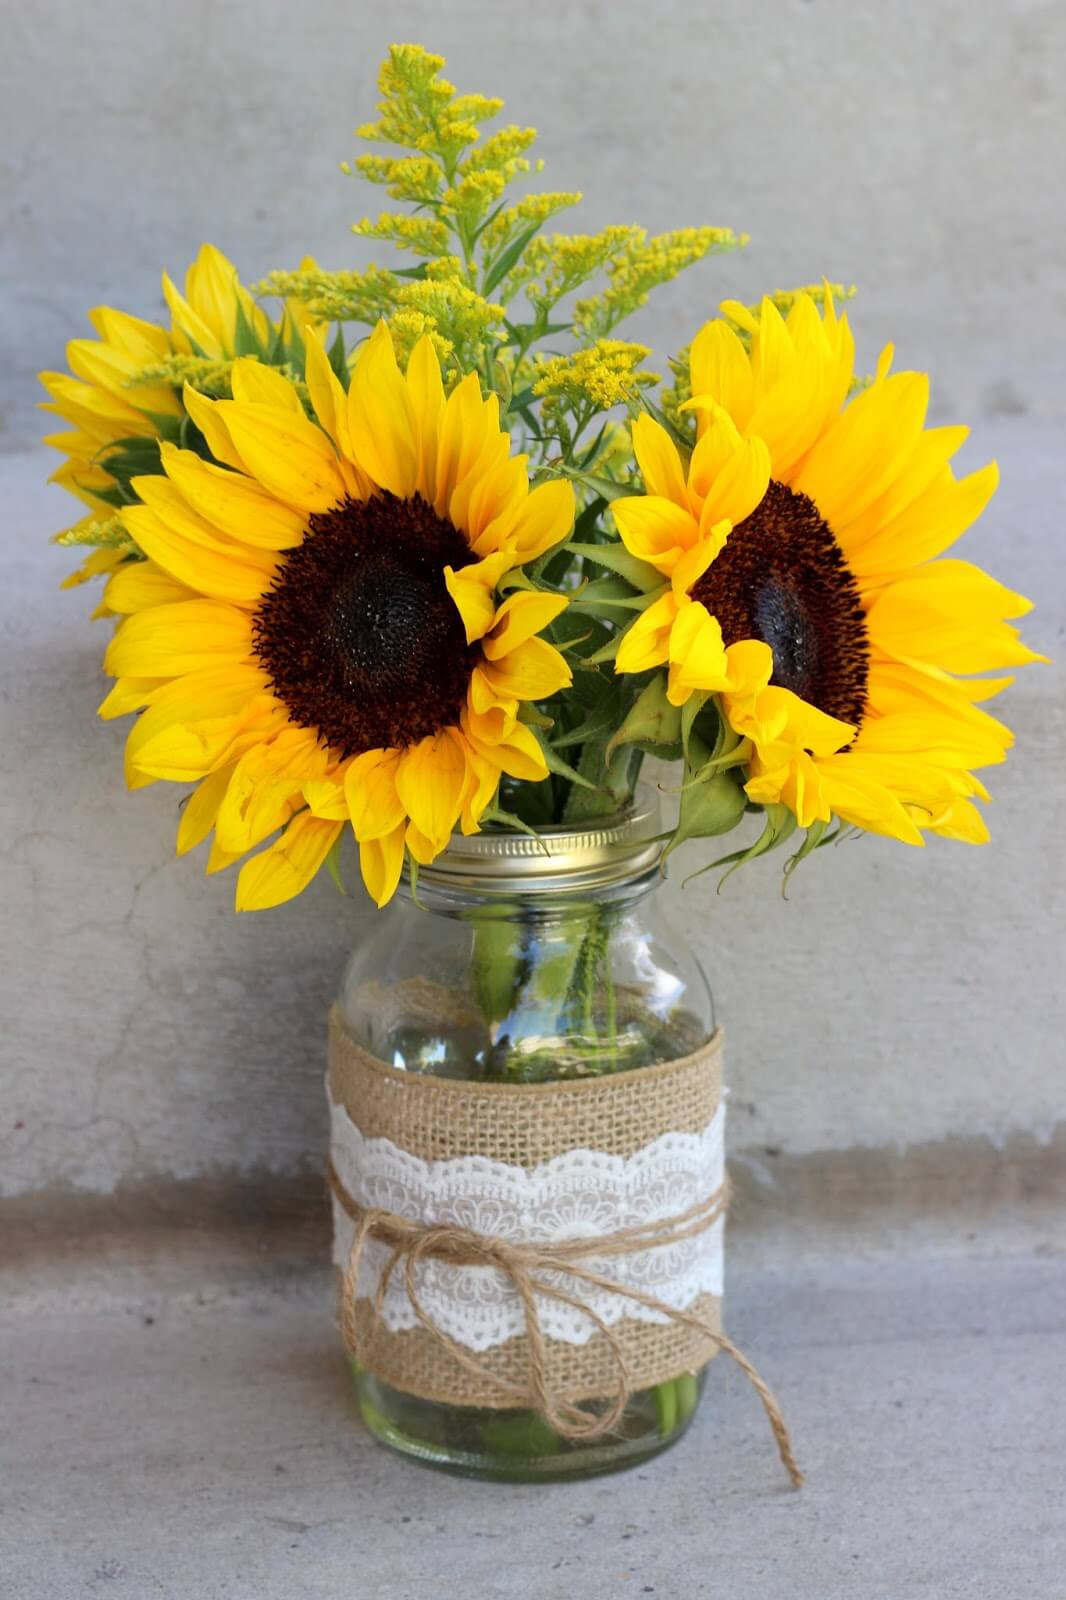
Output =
[{"x1": 3, "y1": 0, "x2": 1064, "y2": 1215}]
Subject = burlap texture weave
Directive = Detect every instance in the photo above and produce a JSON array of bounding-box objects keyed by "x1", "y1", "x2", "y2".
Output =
[{"x1": 327, "y1": 1007, "x2": 725, "y2": 1408}]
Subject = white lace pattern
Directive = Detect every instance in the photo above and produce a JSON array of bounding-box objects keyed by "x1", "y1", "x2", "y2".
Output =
[{"x1": 328, "y1": 1090, "x2": 725, "y2": 1352}]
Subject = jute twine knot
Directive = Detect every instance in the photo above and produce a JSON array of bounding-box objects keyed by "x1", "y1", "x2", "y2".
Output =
[{"x1": 328, "y1": 1161, "x2": 802, "y2": 1487}]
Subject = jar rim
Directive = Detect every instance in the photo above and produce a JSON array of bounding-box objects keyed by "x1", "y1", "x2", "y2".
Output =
[{"x1": 413, "y1": 790, "x2": 665, "y2": 894}]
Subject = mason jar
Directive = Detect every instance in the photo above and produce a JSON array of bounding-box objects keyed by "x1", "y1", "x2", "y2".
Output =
[{"x1": 334, "y1": 796, "x2": 718, "y2": 1481}]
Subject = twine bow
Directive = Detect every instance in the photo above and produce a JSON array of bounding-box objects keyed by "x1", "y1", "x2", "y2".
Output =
[{"x1": 328, "y1": 1160, "x2": 802, "y2": 1487}]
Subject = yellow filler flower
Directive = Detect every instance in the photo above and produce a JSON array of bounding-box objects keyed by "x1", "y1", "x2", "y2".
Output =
[
  {"x1": 613, "y1": 293, "x2": 1042, "y2": 845},
  {"x1": 101, "y1": 325, "x2": 574, "y2": 908}
]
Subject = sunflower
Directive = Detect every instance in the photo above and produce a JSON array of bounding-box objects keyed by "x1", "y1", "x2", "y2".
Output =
[
  {"x1": 613, "y1": 292, "x2": 1042, "y2": 846},
  {"x1": 101, "y1": 323, "x2": 574, "y2": 908},
  {"x1": 41, "y1": 244, "x2": 317, "y2": 591}
]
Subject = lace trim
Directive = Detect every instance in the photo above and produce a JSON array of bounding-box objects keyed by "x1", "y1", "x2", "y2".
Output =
[{"x1": 329, "y1": 1093, "x2": 725, "y2": 1352}]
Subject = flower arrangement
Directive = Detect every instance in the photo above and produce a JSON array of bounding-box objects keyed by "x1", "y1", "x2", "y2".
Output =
[
  {"x1": 41, "y1": 42, "x2": 1041, "y2": 913},
  {"x1": 41, "y1": 38, "x2": 1045, "y2": 1487}
]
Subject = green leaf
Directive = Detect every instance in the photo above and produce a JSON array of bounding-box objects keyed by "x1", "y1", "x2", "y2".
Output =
[
  {"x1": 483, "y1": 219, "x2": 545, "y2": 295},
  {"x1": 327, "y1": 326, "x2": 349, "y2": 382},
  {"x1": 548, "y1": 686, "x2": 625, "y2": 750},
  {"x1": 699, "y1": 804, "x2": 798, "y2": 889},
  {"x1": 568, "y1": 541, "x2": 664, "y2": 592},
  {"x1": 563, "y1": 471, "x2": 639, "y2": 505},
  {"x1": 325, "y1": 833, "x2": 347, "y2": 895},
  {"x1": 233, "y1": 297, "x2": 265, "y2": 358},
  {"x1": 691, "y1": 711, "x2": 750, "y2": 783},
  {"x1": 479, "y1": 806, "x2": 546, "y2": 844},
  {"x1": 500, "y1": 316, "x2": 571, "y2": 348},
  {"x1": 662, "y1": 733, "x2": 748, "y2": 864},
  {"x1": 536, "y1": 735, "x2": 600, "y2": 790},
  {"x1": 606, "y1": 673, "x2": 682, "y2": 760},
  {"x1": 577, "y1": 421, "x2": 611, "y2": 470},
  {"x1": 781, "y1": 818, "x2": 831, "y2": 894},
  {"x1": 680, "y1": 691, "x2": 712, "y2": 766},
  {"x1": 566, "y1": 575, "x2": 657, "y2": 618},
  {"x1": 637, "y1": 393, "x2": 695, "y2": 453}
]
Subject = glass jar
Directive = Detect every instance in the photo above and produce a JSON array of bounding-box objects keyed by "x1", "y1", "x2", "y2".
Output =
[{"x1": 336, "y1": 796, "x2": 716, "y2": 1481}]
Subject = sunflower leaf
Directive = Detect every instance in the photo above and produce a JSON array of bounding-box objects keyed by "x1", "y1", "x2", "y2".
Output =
[
  {"x1": 606, "y1": 673, "x2": 681, "y2": 761},
  {"x1": 699, "y1": 804, "x2": 798, "y2": 890},
  {"x1": 327, "y1": 326, "x2": 349, "y2": 382},
  {"x1": 548, "y1": 684, "x2": 626, "y2": 749},
  {"x1": 535, "y1": 735, "x2": 599, "y2": 789},
  {"x1": 663, "y1": 734, "x2": 748, "y2": 864},
  {"x1": 680, "y1": 691, "x2": 713, "y2": 766},
  {"x1": 325, "y1": 833, "x2": 347, "y2": 896},
  {"x1": 480, "y1": 806, "x2": 548, "y2": 845},
  {"x1": 567, "y1": 541, "x2": 663, "y2": 592},
  {"x1": 233, "y1": 297, "x2": 265, "y2": 358},
  {"x1": 562, "y1": 470, "x2": 639, "y2": 505},
  {"x1": 781, "y1": 818, "x2": 831, "y2": 897}
]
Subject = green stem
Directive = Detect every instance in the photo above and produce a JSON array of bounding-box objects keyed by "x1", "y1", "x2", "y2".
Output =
[{"x1": 654, "y1": 1380, "x2": 678, "y2": 1436}]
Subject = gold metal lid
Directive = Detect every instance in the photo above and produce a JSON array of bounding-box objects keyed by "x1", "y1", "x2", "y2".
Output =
[{"x1": 415, "y1": 792, "x2": 665, "y2": 894}]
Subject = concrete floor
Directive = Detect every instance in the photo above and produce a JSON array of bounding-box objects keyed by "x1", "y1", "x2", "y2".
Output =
[{"x1": 4, "y1": 1220, "x2": 1064, "y2": 1600}]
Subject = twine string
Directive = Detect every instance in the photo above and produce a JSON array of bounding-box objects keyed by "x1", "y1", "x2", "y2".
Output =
[{"x1": 329, "y1": 1160, "x2": 802, "y2": 1487}]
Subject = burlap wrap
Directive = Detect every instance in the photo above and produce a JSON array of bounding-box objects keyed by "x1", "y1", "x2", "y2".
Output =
[
  {"x1": 326, "y1": 1006, "x2": 802, "y2": 1486},
  {"x1": 327, "y1": 1008, "x2": 725, "y2": 1409}
]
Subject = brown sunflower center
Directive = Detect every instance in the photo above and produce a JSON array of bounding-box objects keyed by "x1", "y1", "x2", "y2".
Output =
[
  {"x1": 691, "y1": 479, "x2": 869, "y2": 728},
  {"x1": 253, "y1": 493, "x2": 477, "y2": 757}
]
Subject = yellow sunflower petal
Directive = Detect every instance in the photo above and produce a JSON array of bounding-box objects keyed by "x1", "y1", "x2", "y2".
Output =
[
  {"x1": 434, "y1": 372, "x2": 499, "y2": 521},
  {"x1": 359, "y1": 823, "x2": 407, "y2": 906},
  {"x1": 123, "y1": 664, "x2": 274, "y2": 780},
  {"x1": 697, "y1": 434, "x2": 771, "y2": 535},
  {"x1": 177, "y1": 763, "x2": 238, "y2": 856},
  {"x1": 347, "y1": 322, "x2": 418, "y2": 498},
  {"x1": 632, "y1": 414, "x2": 690, "y2": 506},
  {"x1": 465, "y1": 456, "x2": 530, "y2": 553},
  {"x1": 847, "y1": 462, "x2": 1000, "y2": 580},
  {"x1": 458, "y1": 746, "x2": 500, "y2": 833},
  {"x1": 215, "y1": 761, "x2": 305, "y2": 856},
  {"x1": 103, "y1": 560, "x2": 198, "y2": 613},
  {"x1": 229, "y1": 357, "x2": 305, "y2": 414},
  {"x1": 614, "y1": 590, "x2": 678, "y2": 674},
  {"x1": 122, "y1": 505, "x2": 275, "y2": 606},
  {"x1": 157, "y1": 444, "x2": 306, "y2": 551},
  {"x1": 394, "y1": 731, "x2": 467, "y2": 855},
  {"x1": 444, "y1": 557, "x2": 514, "y2": 645},
  {"x1": 481, "y1": 592, "x2": 569, "y2": 661},
  {"x1": 65, "y1": 337, "x2": 181, "y2": 419},
  {"x1": 344, "y1": 748, "x2": 406, "y2": 841},
  {"x1": 689, "y1": 319, "x2": 755, "y2": 433},
  {"x1": 792, "y1": 371, "x2": 930, "y2": 529},
  {"x1": 235, "y1": 813, "x2": 343, "y2": 911},
  {"x1": 486, "y1": 478, "x2": 574, "y2": 563},
  {"x1": 98, "y1": 677, "x2": 167, "y2": 720},
  {"x1": 463, "y1": 716, "x2": 548, "y2": 783},
  {"x1": 865, "y1": 560, "x2": 1044, "y2": 673},
  {"x1": 302, "y1": 776, "x2": 350, "y2": 822},
  {"x1": 798, "y1": 758, "x2": 925, "y2": 846},
  {"x1": 208, "y1": 400, "x2": 346, "y2": 513},
  {"x1": 926, "y1": 795, "x2": 990, "y2": 844},
  {"x1": 666, "y1": 600, "x2": 730, "y2": 705},
  {"x1": 478, "y1": 635, "x2": 572, "y2": 701},
  {"x1": 611, "y1": 495, "x2": 699, "y2": 574},
  {"x1": 181, "y1": 384, "x2": 247, "y2": 472},
  {"x1": 87, "y1": 305, "x2": 170, "y2": 361},
  {"x1": 164, "y1": 270, "x2": 224, "y2": 360},
  {"x1": 303, "y1": 336, "x2": 370, "y2": 501},
  {"x1": 406, "y1": 335, "x2": 446, "y2": 501},
  {"x1": 105, "y1": 600, "x2": 252, "y2": 678}
]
